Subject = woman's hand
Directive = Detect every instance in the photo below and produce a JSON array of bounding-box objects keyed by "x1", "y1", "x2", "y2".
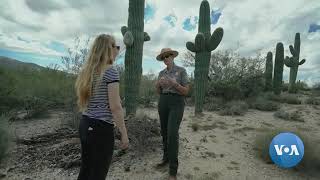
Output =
[
  {"x1": 158, "y1": 77, "x2": 168, "y2": 87},
  {"x1": 120, "y1": 132, "x2": 129, "y2": 150},
  {"x1": 167, "y1": 77, "x2": 179, "y2": 88}
]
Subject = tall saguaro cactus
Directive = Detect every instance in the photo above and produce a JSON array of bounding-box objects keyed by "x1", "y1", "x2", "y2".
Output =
[
  {"x1": 284, "y1": 33, "x2": 306, "y2": 93},
  {"x1": 121, "y1": 0, "x2": 150, "y2": 116},
  {"x1": 265, "y1": 52, "x2": 273, "y2": 91},
  {"x1": 186, "y1": 0, "x2": 223, "y2": 115},
  {"x1": 273, "y1": 43, "x2": 284, "y2": 95}
]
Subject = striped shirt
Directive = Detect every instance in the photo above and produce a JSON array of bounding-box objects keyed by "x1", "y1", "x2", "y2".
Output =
[{"x1": 82, "y1": 66, "x2": 120, "y2": 125}]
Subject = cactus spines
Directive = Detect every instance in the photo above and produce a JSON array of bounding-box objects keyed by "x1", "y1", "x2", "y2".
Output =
[
  {"x1": 273, "y1": 43, "x2": 284, "y2": 95},
  {"x1": 186, "y1": 0, "x2": 223, "y2": 115},
  {"x1": 122, "y1": 0, "x2": 150, "y2": 116},
  {"x1": 265, "y1": 52, "x2": 273, "y2": 91},
  {"x1": 284, "y1": 33, "x2": 306, "y2": 93}
]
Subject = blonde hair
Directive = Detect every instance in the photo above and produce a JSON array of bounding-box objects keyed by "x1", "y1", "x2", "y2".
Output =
[{"x1": 75, "y1": 34, "x2": 116, "y2": 112}]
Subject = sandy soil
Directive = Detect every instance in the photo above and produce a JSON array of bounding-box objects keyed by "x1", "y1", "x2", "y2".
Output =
[{"x1": 0, "y1": 102, "x2": 319, "y2": 180}]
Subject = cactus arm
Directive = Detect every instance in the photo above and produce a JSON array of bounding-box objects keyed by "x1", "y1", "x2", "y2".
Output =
[
  {"x1": 299, "y1": 59, "x2": 306, "y2": 65},
  {"x1": 294, "y1": 33, "x2": 301, "y2": 57},
  {"x1": 186, "y1": 41, "x2": 197, "y2": 52},
  {"x1": 195, "y1": 33, "x2": 206, "y2": 51},
  {"x1": 289, "y1": 45, "x2": 296, "y2": 56},
  {"x1": 144, "y1": 32, "x2": 150, "y2": 41},
  {"x1": 121, "y1": 26, "x2": 128, "y2": 36},
  {"x1": 123, "y1": 31, "x2": 134, "y2": 47},
  {"x1": 284, "y1": 56, "x2": 294, "y2": 67},
  {"x1": 207, "y1": 27, "x2": 224, "y2": 51}
]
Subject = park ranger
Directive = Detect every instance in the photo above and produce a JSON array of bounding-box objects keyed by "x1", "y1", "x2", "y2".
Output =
[{"x1": 155, "y1": 48, "x2": 190, "y2": 180}]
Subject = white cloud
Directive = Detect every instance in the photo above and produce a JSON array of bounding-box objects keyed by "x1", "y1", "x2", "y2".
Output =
[{"x1": 0, "y1": 0, "x2": 319, "y2": 84}]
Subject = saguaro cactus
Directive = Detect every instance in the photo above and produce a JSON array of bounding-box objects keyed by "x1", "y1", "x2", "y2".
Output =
[
  {"x1": 273, "y1": 43, "x2": 284, "y2": 95},
  {"x1": 186, "y1": 0, "x2": 223, "y2": 115},
  {"x1": 284, "y1": 33, "x2": 306, "y2": 93},
  {"x1": 265, "y1": 52, "x2": 273, "y2": 91},
  {"x1": 121, "y1": 0, "x2": 150, "y2": 116}
]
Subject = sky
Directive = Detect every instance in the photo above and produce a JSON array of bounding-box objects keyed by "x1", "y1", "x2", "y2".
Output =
[{"x1": 0, "y1": 0, "x2": 319, "y2": 85}]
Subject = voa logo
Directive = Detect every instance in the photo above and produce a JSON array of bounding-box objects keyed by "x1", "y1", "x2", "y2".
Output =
[
  {"x1": 269, "y1": 132, "x2": 304, "y2": 168},
  {"x1": 274, "y1": 145, "x2": 300, "y2": 156}
]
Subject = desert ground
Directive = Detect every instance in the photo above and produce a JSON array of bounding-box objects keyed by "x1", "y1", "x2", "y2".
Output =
[{"x1": 0, "y1": 96, "x2": 319, "y2": 180}]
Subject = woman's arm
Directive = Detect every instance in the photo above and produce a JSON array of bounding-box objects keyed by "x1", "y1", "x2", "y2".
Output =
[{"x1": 108, "y1": 82, "x2": 129, "y2": 149}]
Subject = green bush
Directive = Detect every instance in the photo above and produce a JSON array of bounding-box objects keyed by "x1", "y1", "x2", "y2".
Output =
[{"x1": 0, "y1": 66, "x2": 76, "y2": 114}]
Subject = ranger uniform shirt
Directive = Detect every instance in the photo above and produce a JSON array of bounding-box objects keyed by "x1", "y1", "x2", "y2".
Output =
[{"x1": 158, "y1": 63, "x2": 189, "y2": 94}]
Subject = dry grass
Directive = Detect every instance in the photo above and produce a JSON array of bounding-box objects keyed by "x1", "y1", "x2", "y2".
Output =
[
  {"x1": 265, "y1": 93, "x2": 302, "y2": 105},
  {"x1": 273, "y1": 109, "x2": 304, "y2": 122},
  {"x1": 219, "y1": 101, "x2": 249, "y2": 116},
  {"x1": 249, "y1": 96, "x2": 280, "y2": 111}
]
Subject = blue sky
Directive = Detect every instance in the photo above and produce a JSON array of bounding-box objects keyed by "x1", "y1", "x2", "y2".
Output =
[{"x1": 0, "y1": 0, "x2": 320, "y2": 85}]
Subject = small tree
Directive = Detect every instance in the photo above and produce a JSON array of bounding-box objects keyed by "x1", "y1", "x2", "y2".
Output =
[
  {"x1": 60, "y1": 36, "x2": 90, "y2": 128},
  {"x1": 61, "y1": 37, "x2": 90, "y2": 75}
]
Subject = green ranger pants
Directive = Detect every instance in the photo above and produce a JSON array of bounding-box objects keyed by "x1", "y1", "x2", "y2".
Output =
[{"x1": 158, "y1": 93, "x2": 185, "y2": 176}]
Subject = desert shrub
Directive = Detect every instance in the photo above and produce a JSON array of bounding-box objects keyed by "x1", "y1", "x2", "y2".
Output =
[
  {"x1": 219, "y1": 101, "x2": 249, "y2": 116},
  {"x1": 273, "y1": 109, "x2": 304, "y2": 122},
  {"x1": 264, "y1": 92, "x2": 301, "y2": 105},
  {"x1": 279, "y1": 94, "x2": 302, "y2": 104},
  {"x1": 23, "y1": 96, "x2": 50, "y2": 119},
  {"x1": 282, "y1": 82, "x2": 289, "y2": 92},
  {"x1": 204, "y1": 97, "x2": 224, "y2": 111},
  {"x1": 138, "y1": 73, "x2": 158, "y2": 107},
  {"x1": 248, "y1": 96, "x2": 280, "y2": 111},
  {"x1": 305, "y1": 97, "x2": 320, "y2": 105},
  {"x1": 0, "y1": 115, "x2": 9, "y2": 164},
  {"x1": 311, "y1": 83, "x2": 320, "y2": 97},
  {"x1": 115, "y1": 112, "x2": 161, "y2": 155},
  {"x1": 0, "y1": 65, "x2": 76, "y2": 114}
]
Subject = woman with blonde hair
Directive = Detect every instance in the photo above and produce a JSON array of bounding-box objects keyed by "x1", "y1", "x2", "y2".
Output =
[{"x1": 75, "y1": 34, "x2": 129, "y2": 180}]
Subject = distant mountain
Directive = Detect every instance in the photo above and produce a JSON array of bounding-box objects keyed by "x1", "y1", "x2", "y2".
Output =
[{"x1": 0, "y1": 56, "x2": 44, "y2": 71}]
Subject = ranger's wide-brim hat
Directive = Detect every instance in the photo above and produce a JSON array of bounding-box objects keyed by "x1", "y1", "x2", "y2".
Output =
[{"x1": 156, "y1": 48, "x2": 179, "y2": 61}]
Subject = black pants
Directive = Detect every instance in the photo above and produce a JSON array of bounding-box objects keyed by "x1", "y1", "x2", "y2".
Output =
[
  {"x1": 158, "y1": 94, "x2": 185, "y2": 176},
  {"x1": 78, "y1": 115, "x2": 115, "y2": 180}
]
